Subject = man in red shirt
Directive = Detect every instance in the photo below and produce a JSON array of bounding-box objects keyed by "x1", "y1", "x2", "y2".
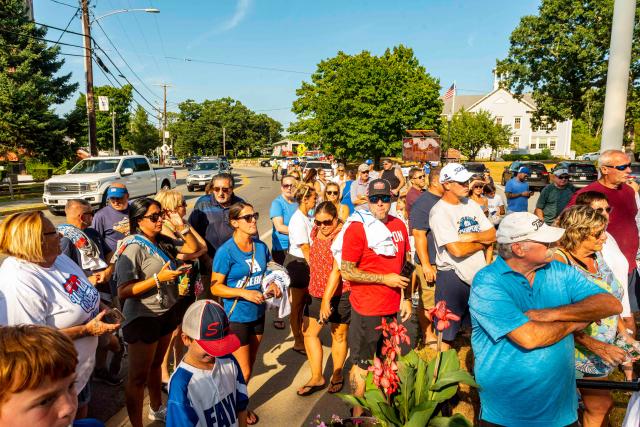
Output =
[
  {"x1": 405, "y1": 167, "x2": 426, "y2": 217},
  {"x1": 567, "y1": 149, "x2": 639, "y2": 331},
  {"x1": 340, "y1": 178, "x2": 411, "y2": 415}
]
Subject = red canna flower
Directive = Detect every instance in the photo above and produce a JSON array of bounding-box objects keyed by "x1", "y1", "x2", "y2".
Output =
[{"x1": 427, "y1": 301, "x2": 460, "y2": 331}]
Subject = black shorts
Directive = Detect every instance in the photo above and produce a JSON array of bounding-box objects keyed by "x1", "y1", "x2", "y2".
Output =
[
  {"x1": 304, "y1": 292, "x2": 351, "y2": 324},
  {"x1": 229, "y1": 316, "x2": 266, "y2": 346},
  {"x1": 435, "y1": 269, "x2": 471, "y2": 341},
  {"x1": 174, "y1": 295, "x2": 196, "y2": 323},
  {"x1": 122, "y1": 307, "x2": 179, "y2": 344},
  {"x1": 271, "y1": 249, "x2": 287, "y2": 266},
  {"x1": 284, "y1": 253, "x2": 309, "y2": 289},
  {"x1": 349, "y1": 310, "x2": 395, "y2": 370}
]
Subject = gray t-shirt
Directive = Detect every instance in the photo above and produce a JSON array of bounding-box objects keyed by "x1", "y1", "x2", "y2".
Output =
[{"x1": 116, "y1": 240, "x2": 181, "y2": 326}]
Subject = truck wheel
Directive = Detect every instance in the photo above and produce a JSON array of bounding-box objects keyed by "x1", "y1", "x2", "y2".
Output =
[
  {"x1": 161, "y1": 180, "x2": 171, "y2": 190},
  {"x1": 187, "y1": 186, "x2": 194, "y2": 192}
]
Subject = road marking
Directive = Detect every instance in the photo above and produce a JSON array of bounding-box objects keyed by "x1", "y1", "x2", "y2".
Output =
[{"x1": 260, "y1": 229, "x2": 272, "y2": 241}]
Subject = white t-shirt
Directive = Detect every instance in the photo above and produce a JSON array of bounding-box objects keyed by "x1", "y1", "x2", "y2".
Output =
[
  {"x1": 288, "y1": 209, "x2": 313, "y2": 258},
  {"x1": 486, "y1": 195, "x2": 505, "y2": 225},
  {"x1": 602, "y1": 231, "x2": 631, "y2": 317},
  {"x1": 0, "y1": 255, "x2": 100, "y2": 392},
  {"x1": 429, "y1": 198, "x2": 493, "y2": 284},
  {"x1": 281, "y1": 160, "x2": 290, "y2": 170}
]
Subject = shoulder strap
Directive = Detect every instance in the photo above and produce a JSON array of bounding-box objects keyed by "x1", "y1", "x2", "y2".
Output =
[
  {"x1": 555, "y1": 248, "x2": 571, "y2": 264},
  {"x1": 227, "y1": 243, "x2": 256, "y2": 317}
]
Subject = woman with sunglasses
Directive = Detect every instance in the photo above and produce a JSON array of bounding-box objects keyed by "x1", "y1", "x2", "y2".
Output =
[
  {"x1": 554, "y1": 206, "x2": 632, "y2": 427},
  {"x1": 314, "y1": 168, "x2": 330, "y2": 202},
  {"x1": 286, "y1": 184, "x2": 318, "y2": 355},
  {"x1": 469, "y1": 177, "x2": 489, "y2": 216},
  {"x1": 297, "y1": 202, "x2": 350, "y2": 396},
  {"x1": 211, "y1": 202, "x2": 281, "y2": 425},
  {"x1": 324, "y1": 181, "x2": 349, "y2": 221},
  {"x1": 115, "y1": 198, "x2": 199, "y2": 426}
]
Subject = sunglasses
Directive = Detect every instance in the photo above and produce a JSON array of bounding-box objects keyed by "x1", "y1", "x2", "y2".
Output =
[
  {"x1": 281, "y1": 183, "x2": 294, "y2": 189},
  {"x1": 369, "y1": 195, "x2": 391, "y2": 204},
  {"x1": 314, "y1": 218, "x2": 335, "y2": 226},
  {"x1": 595, "y1": 206, "x2": 612, "y2": 214},
  {"x1": 338, "y1": 169, "x2": 345, "y2": 172},
  {"x1": 213, "y1": 187, "x2": 231, "y2": 193},
  {"x1": 326, "y1": 190, "x2": 339, "y2": 196},
  {"x1": 472, "y1": 185, "x2": 484, "y2": 189},
  {"x1": 557, "y1": 175, "x2": 570, "y2": 179},
  {"x1": 413, "y1": 175, "x2": 426, "y2": 180},
  {"x1": 361, "y1": 171, "x2": 370, "y2": 174},
  {"x1": 109, "y1": 196, "x2": 126, "y2": 202},
  {"x1": 603, "y1": 163, "x2": 631, "y2": 171},
  {"x1": 237, "y1": 213, "x2": 259, "y2": 222},
  {"x1": 143, "y1": 213, "x2": 163, "y2": 223}
]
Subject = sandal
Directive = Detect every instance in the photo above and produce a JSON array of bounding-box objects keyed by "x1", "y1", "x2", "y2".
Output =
[
  {"x1": 297, "y1": 383, "x2": 327, "y2": 396},
  {"x1": 328, "y1": 378, "x2": 344, "y2": 394},
  {"x1": 292, "y1": 347, "x2": 307, "y2": 356},
  {"x1": 273, "y1": 319, "x2": 286, "y2": 330},
  {"x1": 247, "y1": 409, "x2": 259, "y2": 425}
]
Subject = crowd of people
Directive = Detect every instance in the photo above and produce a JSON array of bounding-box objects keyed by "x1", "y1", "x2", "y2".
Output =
[{"x1": 1, "y1": 149, "x2": 640, "y2": 427}]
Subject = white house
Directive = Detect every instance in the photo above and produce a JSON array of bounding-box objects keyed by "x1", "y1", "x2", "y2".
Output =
[
  {"x1": 272, "y1": 139, "x2": 303, "y2": 156},
  {"x1": 441, "y1": 84, "x2": 573, "y2": 159}
]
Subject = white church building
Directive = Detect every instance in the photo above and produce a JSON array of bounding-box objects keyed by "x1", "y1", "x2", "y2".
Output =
[{"x1": 441, "y1": 83, "x2": 574, "y2": 159}]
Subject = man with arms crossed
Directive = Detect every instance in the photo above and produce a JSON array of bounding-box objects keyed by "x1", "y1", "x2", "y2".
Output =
[
  {"x1": 340, "y1": 179, "x2": 411, "y2": 416},
  {"x1": 470, "y1": 212, "x2": 622, "y2": 427}
]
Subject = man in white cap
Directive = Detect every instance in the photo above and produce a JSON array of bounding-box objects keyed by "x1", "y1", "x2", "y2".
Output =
[
  {"x1": 428, "y1": 163, "x2": 496, "y2": 348},
  {"x1": 470, "y1": 212, "x2": 622, "y2": 427},
  {"x1": 534, "y1": 167, "x2": 576, "y2": 225}
]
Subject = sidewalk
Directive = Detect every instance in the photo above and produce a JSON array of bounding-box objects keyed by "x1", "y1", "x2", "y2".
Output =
[{"x1": 0, "y1": 197, "x2": 46, "y2": 215}]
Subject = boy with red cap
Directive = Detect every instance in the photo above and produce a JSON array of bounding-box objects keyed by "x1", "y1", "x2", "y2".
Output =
[{"x1": 167, "y1": 300, "x2": 248, "y2": 427}]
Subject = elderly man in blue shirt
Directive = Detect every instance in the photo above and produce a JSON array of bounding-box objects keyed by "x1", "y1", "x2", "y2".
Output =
[{"x1": 470, "y1": 212, "x2": 622, "y2": 427}]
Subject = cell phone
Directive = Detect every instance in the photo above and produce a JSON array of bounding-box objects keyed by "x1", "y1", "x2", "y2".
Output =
[
  {"x1": 400, "y1": 262, "x2": 416, "y2": 280},
  {"x1": 104, "y1": 308, "x2": 125, "y2": 324},
  {"x1": 177, "y1": 265, "x2": 191, "y2": 272}
]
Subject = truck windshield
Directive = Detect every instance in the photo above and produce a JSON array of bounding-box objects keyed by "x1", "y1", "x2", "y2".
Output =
[
  {"x1": 193, "y1": 162, "x2": 219, "y2": 171},
  {"x1": 70, "y1": 159, "x2": 120, "y2": 174}
]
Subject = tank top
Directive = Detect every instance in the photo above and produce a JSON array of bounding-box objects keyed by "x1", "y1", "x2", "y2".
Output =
[
  {"x1": 308, "y1": 226, "x2": 349, "y2": 298},
  {"x1": 341, "y1": 180, "x2": 355, "y2": 214},
  {"x1": 381, "y1": 169, "x2": 400, "y2": 190}
]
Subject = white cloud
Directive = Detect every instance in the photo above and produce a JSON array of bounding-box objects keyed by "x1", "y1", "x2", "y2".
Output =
[
  {"x1": 467, "y1": 33, "x2": 476, "y2": 48},
  {"x1": 187, "y1": 0, "x2": 251, "y2": 49}
]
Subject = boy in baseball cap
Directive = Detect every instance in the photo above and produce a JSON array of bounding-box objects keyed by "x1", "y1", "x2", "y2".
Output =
[{"x1": 167, "y1": 300, "x2": 248, "y2": 427}]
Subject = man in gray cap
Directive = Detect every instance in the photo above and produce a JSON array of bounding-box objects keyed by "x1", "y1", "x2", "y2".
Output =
[
  {"x1": 534, "y1": 167, "x2": 576, "y2": 225},
  {"x1": 351, "y1": 163, "x2": 372, "y2": 211},
  {"x1": 470, "y1": 212, "x2": 622, "y2": 427}
]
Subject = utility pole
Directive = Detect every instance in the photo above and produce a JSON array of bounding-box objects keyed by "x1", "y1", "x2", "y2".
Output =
[
  {"x1": 153, "y1": 83, "x2": 171, "y2": 153},
  {"x1": 600, "y1": 0, "x2": 637, "y2": 152},
  {"x1": 222, "y1": 127, "x2": 226, "y2": 156},
  {"x1": 80, "y1": 0, "x2": 98, "y2": 156},
  {"x1": 111, "y1": 111, "x2": 116, "y2": 154}
]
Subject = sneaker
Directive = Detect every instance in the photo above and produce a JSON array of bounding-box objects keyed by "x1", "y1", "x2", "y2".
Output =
[
  {"x1": 93, "y1": 367, "x2": 123, "y2": 386},
  {"x1": 148, "y1": 404, "x2": 167, "y2": 422}
]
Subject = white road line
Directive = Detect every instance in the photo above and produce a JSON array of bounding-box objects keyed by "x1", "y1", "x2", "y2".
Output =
[{"x1": 259, "y1": 229, "x2": 272, "y2": 241}]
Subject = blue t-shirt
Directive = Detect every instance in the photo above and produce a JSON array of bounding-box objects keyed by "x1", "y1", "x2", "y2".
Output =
[
  {"x1": 408, "y1": 190, "x2": 440, "y2": 265},
  {"x1": 341, "y1": 180, "x2": 355, "y2": 215},
  {"x1": 505, "y1": 177, "x2": 529, "y2": 212},
  {"x1": 213, "y1": 238, "x2": 270, "y2": 323},
  {"x1": 470, "y1": 257, "x2": 606, "y2": 427},
  {"x1": 91, "y1": 204, "x2": 130, "y2": 253},
  {"x1": 269, "y1": 195, "x2": 298, "y2": 251}
]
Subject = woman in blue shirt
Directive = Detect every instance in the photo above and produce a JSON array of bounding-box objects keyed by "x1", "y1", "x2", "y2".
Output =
[{"x1": 211, "y1": 202, "x2": 281, "y2": 425}]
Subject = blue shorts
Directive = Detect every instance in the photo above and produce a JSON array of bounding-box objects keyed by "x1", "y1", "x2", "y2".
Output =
[
  {"x1": 434, "y1": 269, "x2": 471, "y2": 341},
  {"x1": 628, "y1": 269, "x2": 640, "y2": 312}
]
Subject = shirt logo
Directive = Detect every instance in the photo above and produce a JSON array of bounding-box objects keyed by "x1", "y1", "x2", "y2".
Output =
[
  {"x1": 458, "y1": 216, "x2": 481, "y2": 234},
  {"x1": 62, "y1": 274, "x2": 99, "y2": 314}
]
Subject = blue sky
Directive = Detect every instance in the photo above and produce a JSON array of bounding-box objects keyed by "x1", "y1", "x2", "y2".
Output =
[{"x1": 35, "y1": 0, "x2": 541, "y2": 130}]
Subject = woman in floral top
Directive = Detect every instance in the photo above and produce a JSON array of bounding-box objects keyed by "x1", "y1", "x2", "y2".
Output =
[
  {"x1": 296, "y1": 201, "x2": 350, "y2": 396},
  {"x1": 554, "y1": 206, "x2": 632, "y2": 427}
]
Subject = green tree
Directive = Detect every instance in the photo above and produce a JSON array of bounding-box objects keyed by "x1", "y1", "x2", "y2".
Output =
[
  {"x1": 289, "y1": 45, "x2": 442, "y2": 162},
  {"x1": 441, "y1": 109, "x2": 513, "y2": 161},
  {"x1": 0, "y1": 0, "x2": 78, "y2": 164},
  {"x1": 121, "y1": 106, "x2": 159, "y2": 155},
  {"x1": 496, "y1": 0, "x2": 640, "y2": 141},
  {"x1": 571, "y1": 118, "x2": 601, "y2": 155},
  {"x1": 66, "y1": 85, "x2": 134, "y2": 153}
]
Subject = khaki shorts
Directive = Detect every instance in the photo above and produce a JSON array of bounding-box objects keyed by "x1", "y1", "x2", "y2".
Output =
[{"x1": 415, "y1": 263, "x2": 435, "y2": 309}]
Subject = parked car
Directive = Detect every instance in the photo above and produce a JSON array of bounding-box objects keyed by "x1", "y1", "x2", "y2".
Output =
[
  {"x1": 500, "y1": 161, "x2": 549, "y2": 191},
  {"x1": 260, "y1": 156, "x2": 282, "y2": 167},
  {"x1": 630, "y1": 163, "x2": 640, "y2": 182},
  {"x1": 186, "y1": 160, "x2": 230, "y2": 191},
  {"x1": 303, "y1": 161, "x2": 333, "y2": 179},
  {"x1": 552, "y1": 161, "x2": 598, "y2": 188},
  {"x1": 43, "y1": 155, "x2": 176, "y2": 215},
  {"x1": 582, "y1": 152, "x2": 600, "y2": 161},
  {"x1": 166, "y1": 156, "x2": 181, "y2": 166},
  {"x1": 183, "y1": 156, "x2": 201, "y2": 170}
]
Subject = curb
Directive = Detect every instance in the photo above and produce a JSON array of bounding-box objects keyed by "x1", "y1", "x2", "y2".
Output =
[{"x1": 0, "y1": 203, "x2": 47, "y2": 215}]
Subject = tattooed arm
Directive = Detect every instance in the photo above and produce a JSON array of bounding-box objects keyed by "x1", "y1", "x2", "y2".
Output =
[{"x1": 340, "y1": 260, "x2": 409, "y2": 288}]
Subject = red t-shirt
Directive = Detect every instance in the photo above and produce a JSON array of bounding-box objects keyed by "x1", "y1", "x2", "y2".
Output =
[
  {"x1": 567, "y1": 181, "x2": 639, "y2": 272},
  {"x1": 308, "y1": 226, "x2": 350, "y2": 298},
  {"x1": 342, "y1": 216, "x2": 409, "y2": 316}
]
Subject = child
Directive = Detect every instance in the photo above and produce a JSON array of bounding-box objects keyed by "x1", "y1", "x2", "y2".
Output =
[
  {"x1": 167, "y1": 300, "x2": 248, "y2": 427},
  {"x1": 483, "y1": 184, "x2": 505, "y2": 228},
  {"x1": 0, "y1": 324, "x2": 104, "y2": 427}
]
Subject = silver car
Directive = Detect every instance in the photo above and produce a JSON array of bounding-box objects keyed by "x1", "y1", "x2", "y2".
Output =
[{"x1": 186, "y1": 161, "x2": 229, "y2": 191}]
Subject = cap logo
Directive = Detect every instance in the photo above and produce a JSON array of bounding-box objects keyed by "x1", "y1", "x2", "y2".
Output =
[
  {"x1": 454, "y1": 165, "x2": 464, "y2": 173},
  {"x1": 531, "y1": 218, "x2": 544, "y2": 230},
  {"x1": 205, "y1": 321, "x2": 220, "y2": 337},
  {"x1": 374, "y1": 182, "x2": 385, "y2": 190}
]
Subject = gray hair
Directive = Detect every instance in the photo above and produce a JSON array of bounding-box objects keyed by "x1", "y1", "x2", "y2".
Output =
[
  {"x1": 65, "y1": 199, "x2": 91, "y2": 213},
  {"x1": 598, "y1": 149, "x2": 629, "y2": 168},
  {"x1": 497, "y1": 241, "x2": 530, "y2": 259}
]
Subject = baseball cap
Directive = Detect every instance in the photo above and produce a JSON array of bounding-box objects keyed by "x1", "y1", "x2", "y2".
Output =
[
  {"x1": 497, "y1": 212, "x2": 565, "y2": 244},
  {"x1": 439, "y1": 163, "x2": 473, "y2": 183},
  {"x1": 365, "y1": 159, "x2": 374, "y2": 165},
  {"x1": 553, "y1": 168, "x2": 569, "y2": 176},
  {"x1": 106, "y1": 186, "x2": 128, "y2": 199},
  {"x1": 182, "y1": 300, "x2": 240, "y2": 357},
  {"x1": 368, "y1": 178, "x2": 391, "y2": 197},
  {"x1": 358, "y1": 163, "x2": 370, "y2": 172},
  {"x1": 518, "y1": 167, "x2": 531, "y2": 175}
]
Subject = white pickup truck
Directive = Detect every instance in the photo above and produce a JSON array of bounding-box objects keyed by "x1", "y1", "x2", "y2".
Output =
[{"x1": 43, "y1": 155, "x2": 177, "y2": 214}]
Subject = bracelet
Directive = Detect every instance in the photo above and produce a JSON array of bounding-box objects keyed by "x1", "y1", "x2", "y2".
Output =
[
  {"x1": 179, "y1": 225, "x2": 191, "y2": 236},
  {"x1": 153, "y1": 273, "x2": 161, "y2": 288}
]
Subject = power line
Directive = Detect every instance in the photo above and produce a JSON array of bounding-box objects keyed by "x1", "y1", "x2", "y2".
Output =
[
  {"x1": 47, "y1": 0, "x2": 78, "y2": 8},
  {"x1": 0, "y1": 26, "x2": 85, "y2": 49},
  {"x1": 33, "y1": 20, "x2": 84, "y2": 37},
  {"x1": 164, "y1": 56, "x2": 313, "y2": 75},
  {"x1": 52, "y1": 9, "x2": 80, "y2": 46},
  {"x1": 148, "y1": 0, "x2": 173, "y2": 76},
  {"x1": 125, "y1": 0, "x2": 162, "y2": 76}
]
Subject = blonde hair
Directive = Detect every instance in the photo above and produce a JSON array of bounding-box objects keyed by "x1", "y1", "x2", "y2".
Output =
[
  {"x1": 294, "y1": 183, "x2": 316, "y2": 203},
  {"x1": 0, "y1": 211, "x2": 46, "y2": 263},
  {"x1": 155, "y1": 189, "x2": 185, "y2": 212},
  {"x1": 555, "y1": 205, "x2": 607, "y2": 252},
  {"x1": 0, "y1": 325, "x2": 77, "y2": 408}
]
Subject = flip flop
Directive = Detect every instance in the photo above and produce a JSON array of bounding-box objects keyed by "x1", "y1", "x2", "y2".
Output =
[
  {"x1": 297, "y1": 383, "x2": 327, "y2": 396},
  {"x1": 328, "y1": 378, "x2": 344, "y2": 394},
  {"x1": 273, "y1": 320, "x2": 286, "y2": 330},
  {"x1": 292, "y1": 347, "x2": 307, "y2": 356},
  {"x1": 247, "y1": 409, "x2": 259, "y2": 425}
]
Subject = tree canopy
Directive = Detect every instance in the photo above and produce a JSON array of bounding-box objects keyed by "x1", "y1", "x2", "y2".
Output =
[
  {"x1": 0, "y1": 0, "x2": 78, "y2": 163},
  {"x1": 289, "y1": 45, "x2": 443, "y2": 161},
  {"x1": 169, "y1": 97, "x2": 282, "y2": 158},
  {"x1": 496, "y1": 0, "x2": 640, "y2": 142},
  {"x1": 121, "y1": 106, "x2": 159, "y2": 155},
  {"x1": 441, "y1": 109, "x2": 513, "y2": 161}
]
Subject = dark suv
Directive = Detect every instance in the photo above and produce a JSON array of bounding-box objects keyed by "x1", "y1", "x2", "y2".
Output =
[
  {"x1": 552, "y1": 161, "x2": 598, "y2": 188},
  {"x1": 501, "y1": 161, "x2": 549, "y2": 191}
]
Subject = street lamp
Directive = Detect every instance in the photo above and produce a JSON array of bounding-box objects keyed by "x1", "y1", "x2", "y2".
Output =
[{"x1": 81, "y1": 2, "x2": 160, "y2": 156}]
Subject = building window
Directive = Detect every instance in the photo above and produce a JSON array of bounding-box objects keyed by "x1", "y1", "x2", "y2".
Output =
[
  {"x1": 495, "y1": 116, "x2": 503, "y2": 125},
  {"x1": 530, "y1": 142, "x2": 537, "y2": 149},
  {"x1": 512, "y1": 136, "x2": 520, "y2": 145},
  {"x1": 514, "y1": 117, "x2": 521, "y2": 129},
  {"x1": 538, "y1": 137, "x2": 548, "y2": 149},
  {"x1": 550, "y1": 139, "x2": 557, "y2": 149}
]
